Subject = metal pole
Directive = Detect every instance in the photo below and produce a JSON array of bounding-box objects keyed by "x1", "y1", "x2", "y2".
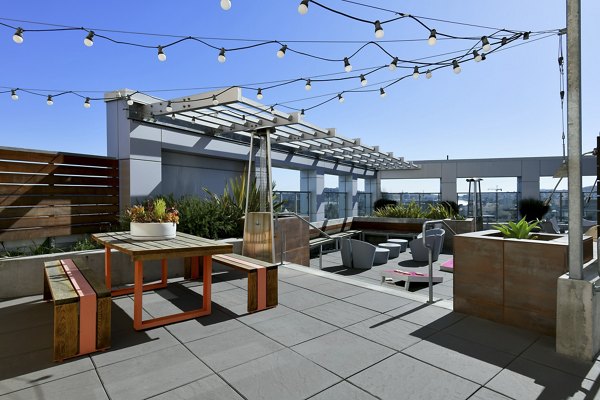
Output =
[{"x1": 567, "y1": 0, "x2": 583, "y2": 280}]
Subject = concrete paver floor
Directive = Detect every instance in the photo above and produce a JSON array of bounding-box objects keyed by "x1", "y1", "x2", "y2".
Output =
[{"x1": 1, "y1": 262, "x2": 599, "y2": 400}]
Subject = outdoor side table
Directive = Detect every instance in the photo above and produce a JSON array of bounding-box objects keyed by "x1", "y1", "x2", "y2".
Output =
[
  {"x1": 92, "y1": 231, "x2": 232, "y2": 331},
  {"x1": 378, "y1": 242, "x2": 401, "y2": 258},
  {"x1": 387, "y1": 238, "x2": 408, "y2": 252}
]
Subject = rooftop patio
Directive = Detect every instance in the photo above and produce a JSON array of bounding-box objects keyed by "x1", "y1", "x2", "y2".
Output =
[{"x1": 2, "y1": 256, "x2": 599, "y2": 400}]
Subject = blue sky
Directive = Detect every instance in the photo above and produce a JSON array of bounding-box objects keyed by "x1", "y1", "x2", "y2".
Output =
[{"x1": 1, "y1": 1, "x2": 598, "y2": 192}]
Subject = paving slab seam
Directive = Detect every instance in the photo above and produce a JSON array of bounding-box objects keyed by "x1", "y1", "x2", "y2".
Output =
[
  {"x1": 466, "y1": 387, "x2": 518, "y2": 400},
  {"x1": 283, "y1": 263, "x2": 451, "y2": 308},
  {"x1": 89, "y1": 355, "x2": 113, "y2": 400},
  {"x1": 163, "y1": 327, "x2": 251, "y2": 400}
]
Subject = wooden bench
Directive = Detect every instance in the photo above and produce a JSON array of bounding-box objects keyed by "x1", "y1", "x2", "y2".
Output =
[
  {"x1": 43, "y1": 259, "x2": 111, "y2": 361},
  {"x1": 212, "y1": 253, "x2": 278, "y2": 313}
]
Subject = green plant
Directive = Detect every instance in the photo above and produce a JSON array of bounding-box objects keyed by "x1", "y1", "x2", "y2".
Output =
[
  {"x1": 126, "y1": 198, "x2": 179, "y2": 224},
  {"x1": 373, "y1": 201, "x2": 425, "y2": 218},
  {"x1": 373, "y1": 198, "x2": 397, "y2": 211},
  {"x1": 70, "y1": 236, "x2": 103, "y2": 251},
  {"x1": 493, "y1": 217, "x2": 540, "y2": 239},
  {"x1": 519, "y1": 198, "x2": 549, "y2": 222}
]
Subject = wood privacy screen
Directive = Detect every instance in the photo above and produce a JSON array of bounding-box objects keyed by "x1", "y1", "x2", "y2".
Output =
[{"x1": 0, "y1": 148, "x2": 119, "y2": 241}]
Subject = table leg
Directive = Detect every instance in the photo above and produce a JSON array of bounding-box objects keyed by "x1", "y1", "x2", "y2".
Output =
[
  {"x1": 161, "y1": 259, "x2": 168, "y2": 287},
  {"x1": 202, "y1": 256, "x2": 212, "y2": 313},
  {"x1": 191, "y1": 256, "x2": 199, "y2": 280},
  {"x1": 133, "y1": 260, "x2": 144, "y2": 330},
  {"x1": 105, "y1": 247, "x2": 111, "y2": 290}
]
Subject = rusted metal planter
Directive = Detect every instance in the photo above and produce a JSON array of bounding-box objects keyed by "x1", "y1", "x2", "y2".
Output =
[{"x1": 454, "y1": 230, "x2": 593, "y2": 335}]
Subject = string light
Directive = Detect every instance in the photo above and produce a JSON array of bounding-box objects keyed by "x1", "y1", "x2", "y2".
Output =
[
  {"x1": 212, "y1": 95, "x2": 219, "y2": 105},
  {"x1": 389, "y1": 57, "x2": 398, "y2": 71},
  {"x1": 425, "y1": 69, "x2": 432, "y2": 79},
  {"x1": 501, "y1": 37, "x2": 508, "y2": 46},
  {"x1": 298, "y1": 0, "x2": 309, "y2": 15},
  {"x1": 343, "y1": 57, "x2": 352, "y2": 72},
  {"x1": 300, "y1": 108, "x2": 305, "y2": 116},
  {"x1": 481, "y1": 53, "x2": 487, "y2": 61},
  {"x1": 428, "y1": 29, "x2": 437, "y2": 46},
  {"x1": 374, "y1": 20, "x2": 384, "y2": 39},
  {"x1": 157, "y1": 46, "x2": 166, "y2": 61},
  {"x1": 523, "y1": 31, "x2": 530, "y2": 40},
  {"x1": 481, "y1": 36, "x2": 491, "y2": 52},
  {"x1": 127, "y1": 95, "x2": 134, "y2": 106},
  {"x1": 452, "y1": 59, "x2": 461, "y2": 74},
  {"x1": 10, "y1": 89, "x2": 18, "y2": 101},
  {"x1": 359, "y1": 74, "x2": 367, "y2": 86},
  {"x1": 170, "y1": 113, "x2": 176, "y2": 119},
  {"x1": 12, "y1": 27, "x2": 23, "y2": 44},
  {"x1": 46, "y1": 95, "x2": 53, "y2": 106},
  {"x1": 379, "y1": 87, "x2": 386, "y2": 98},
  {"x1": 84, "y1": 97, "x2": 91, "y2": 108},
  {"x1": 277, "y1": 44, "x2": 287, "y2": 58},
  {"x1": 84, "y1": 31, "x2": 94, "y2": 47},
  {"x1": 218, "y1": 48, "x2": 226, "y2": 63},
  {"x1": 305, "y1": 79, "x2": 312, "y2": 90},
  {"x1": 220, "y1": 0, "x2": 232, "y2": 11},
  {"x1": 412, "y1": 66, "x2": 419, "y2": 79},
  {"x1": 338, "y1": 93, "x2": 344, "y2": 103},
  {"x1": 191, "y1": 116, "x2": 196, "y2": 124},
  {"x1": 257, "y1": 88, "x2": 263, "y2": 99},
  {"x1": 473, "y1": 50, "x2": 482, "y2": 62},
  {"x1": 166, "y1": 101, "x2": 173, "y2": 112}
]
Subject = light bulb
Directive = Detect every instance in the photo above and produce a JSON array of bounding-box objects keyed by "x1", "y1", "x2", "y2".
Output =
[
  {"x1": 220, "y1": 0, "x2": 231, "y2": 10},
  {"x1": 127, "y1": 96, "x2": 134, "y2": 106},
  {"x1": 481, "y1": 36, "x2": 491, "y2": 52},
  {"x1": 157, "y1": 46, "x2": 166, "y2": 61},
  {"x1": 338, "y1": 93, "x2": 344, "y2": 103},
  {"x1": 298, "y1": 0, "x2": 309, "y2": 15},
  {"x1": 481, "y1": 53, "x2": 487, "y2": 61},
  {"x1": 277, "y1": 44, "x2": 287, "y2": 58},
  {"x1": 389, "y1": 57, "x2": 398, "y2": 71},
  {"x1": 305, "y1": 79, "x2": 311, "y2": 91},
  {"x1": 218, "y1": 48, "x2": 226, "y2": 63},
  {"x1": 300, "y1": 109, "x2": 305, "y2": 116},
  {"x1": 46, "y1": 95, "x2": 53, "y2": 106},
  {"x1": 501, "y1": 37, "x2": 508, "y2": 46},
  {"x1": 523, "y1": 31, "x2": 530, "y2": 40},
  {"x1": 452, "y1": 60, "x2": 461, "y2": 74},
  {"x1": 428, "y1": 29, "x2": 437, "y2": 46},
  {"x1": 256, "y1": 88, "x2": 263, "y2": 100},
  {"x1": 379, "y1": 88, "x2": 386, "y2": 98},
  {"x1": 84, "y1": 31, "x2": 94, "y2": 47},
  {"x1": 343, "y1": 57, "x2": 352, "y2": 72},
  {"x1": 473, "y1": 50, "x2": 482, "y2": 62},
  {"x1": 212, "y1": 95, "x2": 219, "y2": 105},
  {"x1": 191, "y1": 117, "x2": 196, "y2": 124},
  {"x1": 84, "y1": 97, "x2": 91, "y2": 108},
  {"x1": 374, "y1": 20, "x2": 384, "y2": 39},
  {"x1": 170, "y1": 113, "x2": 176, "y2": 120},
  {"x1": 412, "y1": 66, "x2": 419, "y2": 79},
  {"x1": 425, "y1": 69, "x2": 432, "y2": 79},
  {"x1": 10, "y1": 89, "x2": 18, "y2": 101},
  {"x1": 360, "y1": 74, "x2": 367, "y2": 87},
  {"x1": 12, "y1": 28, "x2": 23, "y2": 44},
  {"x1": 166, "y1": 101, "x2": 173, "y2": 112}
]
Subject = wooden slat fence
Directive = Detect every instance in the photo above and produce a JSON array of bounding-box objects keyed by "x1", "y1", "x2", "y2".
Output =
[{"x1": 0, "y1": 148, "x2": 119, "y2": 241}]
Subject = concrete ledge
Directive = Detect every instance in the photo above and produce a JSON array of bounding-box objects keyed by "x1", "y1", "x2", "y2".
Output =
[{"x1": 556, "y1": 260, "x2": 600, "y2": 361}]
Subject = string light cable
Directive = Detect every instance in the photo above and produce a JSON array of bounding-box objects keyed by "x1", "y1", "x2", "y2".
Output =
[{"x1": 1, "y1": 30, "x2": 556, "y2": 115}]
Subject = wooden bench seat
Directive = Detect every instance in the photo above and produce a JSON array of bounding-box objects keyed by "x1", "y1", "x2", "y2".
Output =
[
  {"x1": 212, "y1": 253, "x2": 278, "y2": 313},
  {"x1": 43, "y1": 259, "x2": 111, "y2": 361}
]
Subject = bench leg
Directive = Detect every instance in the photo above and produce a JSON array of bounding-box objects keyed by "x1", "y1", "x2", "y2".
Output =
[
  {"x1": 54, "y1": 303, "x2": 79, "y2": 362},
  {"x1": 104, "y1": 247, "x2": 111, "y2": 290},
  {"x1": 266, "y1": 268, "x2": 278, "y2": 308},
  {"x1": 43, "y1": 271, "x2": 52, "y2": 301}
]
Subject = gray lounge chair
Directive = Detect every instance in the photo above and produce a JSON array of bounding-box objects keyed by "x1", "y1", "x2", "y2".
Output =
[
  {"x1": 409, "y1": 228, "x2": 445, "y2": 262},
  {"x1": 340, "y1": 238, "x2": 353, "y2": 268},
  {"x1": 350, "y1": 239, "x2": 376, "y2": 269}
]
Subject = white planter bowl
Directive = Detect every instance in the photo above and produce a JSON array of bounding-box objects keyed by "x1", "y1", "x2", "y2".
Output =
[{"x1": 130, "y1": 222, "x2": 177, "y2": 240}]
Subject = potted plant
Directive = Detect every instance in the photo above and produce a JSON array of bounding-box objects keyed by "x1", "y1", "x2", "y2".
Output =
[{"x1": 127, "y1": 198, "x2": 179, "y2": 240}]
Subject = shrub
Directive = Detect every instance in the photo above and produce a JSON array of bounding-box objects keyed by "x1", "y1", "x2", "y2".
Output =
[
  {"x1": 373, "y1": 201, "x2": 425, "y2": 218},
  {"x1": 519, "y1": 198, "x2": 549, "y2": 222},
  {"x1": 373, "y1": 198, "x2": 397, "y2": 211},
  {"x1": 177, "y1": 195, "x2": 244, "y2": 240},
  {"x1": 493, "y1": 217, "x2": 540, "y2": 239}
]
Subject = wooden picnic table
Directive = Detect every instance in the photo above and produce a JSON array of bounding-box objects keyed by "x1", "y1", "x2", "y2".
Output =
[{"x1": 92, "y1": 231, "x2": 232, "y2": 330}]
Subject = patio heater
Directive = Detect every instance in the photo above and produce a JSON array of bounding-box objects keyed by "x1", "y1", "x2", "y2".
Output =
[
  {"x1": 242, "y1": 128, "x2": 276, "y2": 263},
  {"x1": 466, "y1": 178, "x2": 483, "y2": 231}
]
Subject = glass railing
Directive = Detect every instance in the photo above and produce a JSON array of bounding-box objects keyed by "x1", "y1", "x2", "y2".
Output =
[
  {"x1": 381, "y1": 192, "x2": 441, "y2": 210},
  {"x1": 457, "y1": 191, "x2": 520, "y2": 222},
  {"x1": 273, "y1": 191, "x2": 310, "y2": 216},
  {"x1": 540, "y1": 190, "x2": 597, "y2": 222},
  {"x1": 323, "y1": 191, "x2": 346, "y2": 219},
  {"x1": 357, "y1": 192, "x2": 372, "y2": 216}
]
